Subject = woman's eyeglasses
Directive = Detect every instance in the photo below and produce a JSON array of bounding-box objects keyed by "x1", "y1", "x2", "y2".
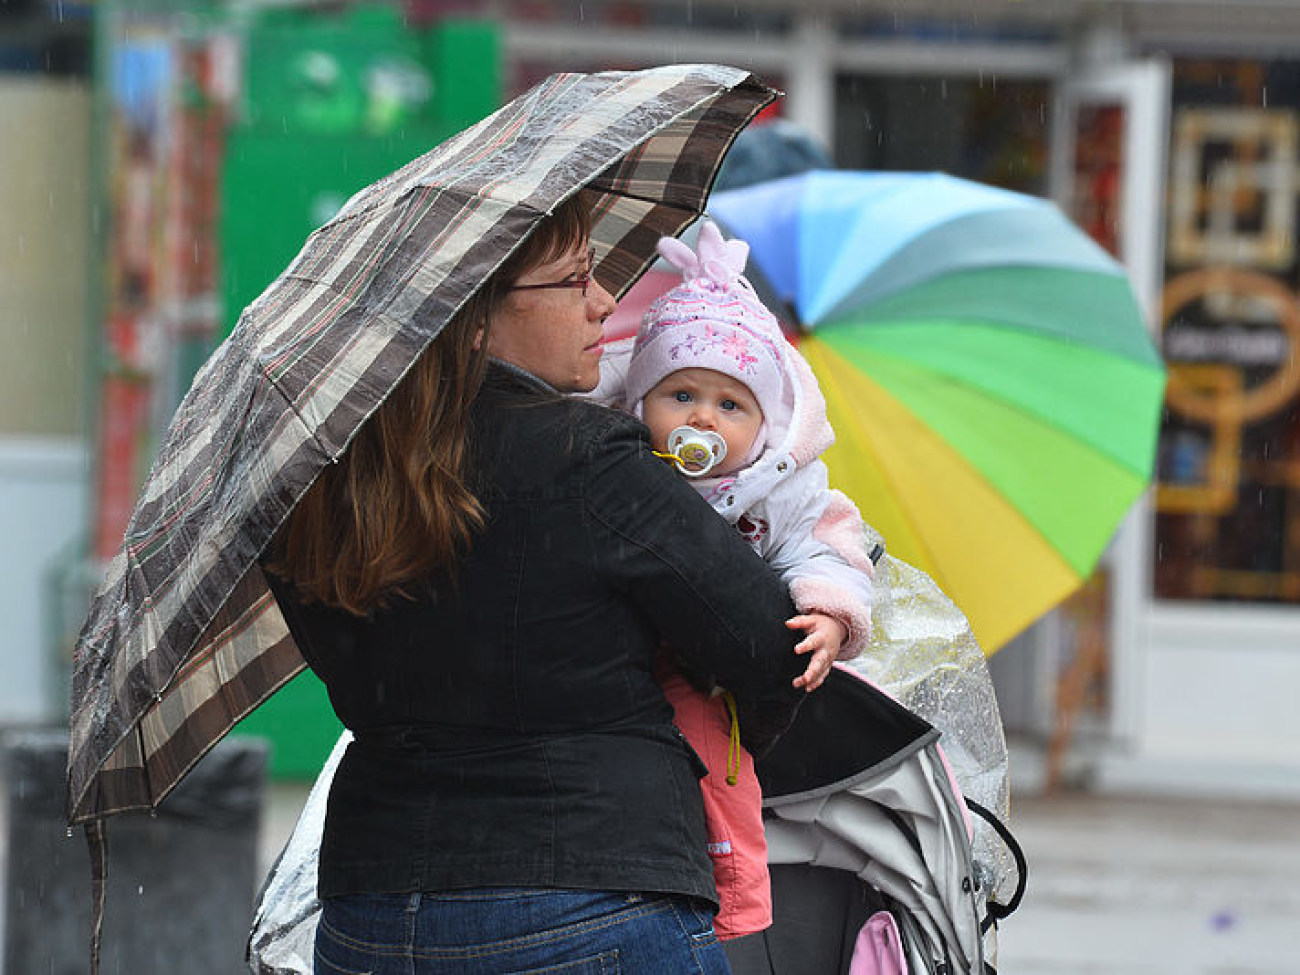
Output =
[{"x1": 508, "y1": 246, "x2": 596, "y2": 298}]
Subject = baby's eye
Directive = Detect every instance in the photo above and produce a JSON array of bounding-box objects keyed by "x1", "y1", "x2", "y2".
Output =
[
  {"x1": 673, "y1": 391, "x2": 692, "y2": 403},
  {"x1": 720, "y1": 398, "x2": 739, "y2": 411}
]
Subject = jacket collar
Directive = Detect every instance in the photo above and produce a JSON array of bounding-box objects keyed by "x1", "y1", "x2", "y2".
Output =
[{"x1": 485, "y1": 357, "x2": 561, "y2": 396}]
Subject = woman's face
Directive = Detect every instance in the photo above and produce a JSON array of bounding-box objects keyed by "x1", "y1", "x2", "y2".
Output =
[{"x1": 486, "y1": 239, "x2": 617, "y2": 393}]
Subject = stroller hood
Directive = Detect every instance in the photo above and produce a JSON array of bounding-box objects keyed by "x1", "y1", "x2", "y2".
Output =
[
  {"x1": 756, "y1": 666, "x2": 989, "y2": 975},
  {"x1": 757, "y1": 663, "x2": 938, "y2": 802}
]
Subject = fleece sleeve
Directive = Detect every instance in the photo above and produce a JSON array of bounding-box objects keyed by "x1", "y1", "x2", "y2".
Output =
[{"x1": 761, "y1": 462, "x2": 876, "y2": 659}]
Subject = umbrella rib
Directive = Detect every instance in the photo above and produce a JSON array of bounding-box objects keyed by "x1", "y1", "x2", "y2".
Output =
[
  {"x1": 139, "y1": 723, "x2": 155, "y2": 806},
  {"x1": 602, "y1": 185, "x2": 703, "y2": 214},
  {"x1": 258, "y1": 363, "x2": 349, "y2": 463}
]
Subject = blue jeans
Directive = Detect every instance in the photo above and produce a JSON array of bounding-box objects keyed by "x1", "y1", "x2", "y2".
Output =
[{"x1": 315, "y1": 888, "x2": 732, "y2": 974}]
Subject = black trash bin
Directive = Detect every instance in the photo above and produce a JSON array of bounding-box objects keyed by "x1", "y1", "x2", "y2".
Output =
[{"x1": 0, "y1": 728, "x2": 268, "y2": 975}]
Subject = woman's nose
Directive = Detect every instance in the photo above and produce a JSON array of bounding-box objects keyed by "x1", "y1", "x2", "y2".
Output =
[{"x1": 588, "y1": 278, "x2": 618, "y2": 319}]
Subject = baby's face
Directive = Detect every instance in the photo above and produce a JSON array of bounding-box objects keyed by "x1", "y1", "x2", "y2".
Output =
[{"x1": 642, "y1": 367, "x2": 763, "y2": 477}]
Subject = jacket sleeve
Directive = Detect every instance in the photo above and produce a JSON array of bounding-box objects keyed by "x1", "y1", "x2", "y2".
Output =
[
  {"x1": 584, "y1": 414, "x2": 805, "y2": 756},
  {"x1": 762, "y1": 462, "x2": 875, "y2": 659}
]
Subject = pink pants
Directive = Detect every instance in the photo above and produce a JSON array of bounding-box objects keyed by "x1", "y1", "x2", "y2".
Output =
[{"x1": 658, "y1": 666, "x2": 772, "y2": 940}]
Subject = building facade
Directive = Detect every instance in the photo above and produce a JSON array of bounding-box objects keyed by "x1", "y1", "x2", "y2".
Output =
[
  {"x1": 5, "y1": 0, "x2": 1300, "y2": 795},
  {"x1": 485, "y1": 0, "x2": 1300, "y2": 796}
]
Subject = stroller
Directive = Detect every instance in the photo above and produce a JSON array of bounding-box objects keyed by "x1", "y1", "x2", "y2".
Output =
[
  {"x1": 248, "y1": 540, "x2": 1026, "y2": 975},
  {"x1": 722, "y1": 541, "x2": 1026, "y2": 975}
]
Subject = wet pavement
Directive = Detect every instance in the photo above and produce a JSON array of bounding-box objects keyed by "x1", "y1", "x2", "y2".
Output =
[
  {"x1": 259, "y1": 783, "x2": 1300, "y2": 973},
  {"x1": 994, "y1": 791, "x2": 1300, "y2": 974}
]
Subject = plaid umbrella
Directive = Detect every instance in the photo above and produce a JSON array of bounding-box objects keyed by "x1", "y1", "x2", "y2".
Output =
[{"x1": 68, "y1": 64, "x2": 776, "y2": 825}]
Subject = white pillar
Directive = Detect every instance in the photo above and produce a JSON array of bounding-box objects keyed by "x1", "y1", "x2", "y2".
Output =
[
  {"x1": 1074, "y1": 13, "x2": 1133, "y2": 70},
  {"x1": 785, "y1": 14, "x2": 835, "y2": 156}
]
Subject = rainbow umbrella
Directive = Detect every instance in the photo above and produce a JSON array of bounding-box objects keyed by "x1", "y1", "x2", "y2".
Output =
[{"x1": 701, "y1": 171, "x2": 1165, "y2": 652}]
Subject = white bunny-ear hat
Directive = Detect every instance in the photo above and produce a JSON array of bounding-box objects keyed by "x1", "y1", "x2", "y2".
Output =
[{"x1": 624, "y1": 220, "x2": 788, "y2": 438}]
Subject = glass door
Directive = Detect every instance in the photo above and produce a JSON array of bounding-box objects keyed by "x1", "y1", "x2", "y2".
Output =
[{"x1": 1048, "y1": 58, "x2": 1170, "y2": 761}]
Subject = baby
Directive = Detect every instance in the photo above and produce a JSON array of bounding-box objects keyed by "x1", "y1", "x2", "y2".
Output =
[{"x1": 598, "y1": 221, "x2": 877, "y2": 940}]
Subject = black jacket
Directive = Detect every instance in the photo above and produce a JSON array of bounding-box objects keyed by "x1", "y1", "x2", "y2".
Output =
[{"x1": 269, "y1": 362, "x2": 805, "y2": 905}]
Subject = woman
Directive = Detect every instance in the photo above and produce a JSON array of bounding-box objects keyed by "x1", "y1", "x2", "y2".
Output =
[{"x1": 263, "y1": 193, "x2": 807, "y2": 974}]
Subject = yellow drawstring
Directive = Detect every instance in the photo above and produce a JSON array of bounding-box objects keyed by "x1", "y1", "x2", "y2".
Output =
[
  {"x1": 720, "y1": 689, "x2": 741, "y2": 786},
  {"x1": 653, "y1": 449, "x2": 687, "y2": 471}
]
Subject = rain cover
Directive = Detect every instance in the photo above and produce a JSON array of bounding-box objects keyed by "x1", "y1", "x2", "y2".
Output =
[
  {"x1": 846, "y1": 524, "x2": 1014, "y2": 908},
  {"x1": 247, "y1": 733, "x2": 347, "y2": 974}
]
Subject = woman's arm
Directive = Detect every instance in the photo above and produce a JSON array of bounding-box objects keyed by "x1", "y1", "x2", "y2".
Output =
[{"x1": 584, "y1": 416, "x2": 805, "y2": 755}]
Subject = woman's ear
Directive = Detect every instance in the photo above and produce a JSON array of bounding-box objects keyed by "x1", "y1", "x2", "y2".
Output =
[{"x1": 472, "y1": 327, "x2": 486, "y2": 351}]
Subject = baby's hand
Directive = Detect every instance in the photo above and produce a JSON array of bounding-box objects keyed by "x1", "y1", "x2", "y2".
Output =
[{"x1": 786, "y1": 613, "x2": 848, "y2": 692}]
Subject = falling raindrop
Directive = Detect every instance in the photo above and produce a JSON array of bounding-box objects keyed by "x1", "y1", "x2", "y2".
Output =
[
  {"x1": 1262, "y1": 87, "x2": 1268, "y2": 107},
  {"x1": 66, "y1": 827, "x2": 75, "y2": 839},
  {"x1": 137, "y1": 884, "x2": 144, "y2": 895}
]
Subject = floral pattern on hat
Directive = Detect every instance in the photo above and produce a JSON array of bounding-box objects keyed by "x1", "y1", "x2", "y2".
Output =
[{"x1": 667, "y1": 322, "x2": 762, "y2": 375}]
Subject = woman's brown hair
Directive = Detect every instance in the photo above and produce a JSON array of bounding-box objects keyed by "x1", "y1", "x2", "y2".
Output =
[{"x1": 269, "y1": 192, "x2": 593, "y2": 615}]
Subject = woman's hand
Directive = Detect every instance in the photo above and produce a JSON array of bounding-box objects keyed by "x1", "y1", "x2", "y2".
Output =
[{"x1": 786, "y1": 612, "x2": 848, "y2": 692}]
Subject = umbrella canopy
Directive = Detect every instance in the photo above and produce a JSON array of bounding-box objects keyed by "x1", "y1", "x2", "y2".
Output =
[
  {"x1": 703, "y1": 171, "x2": 1166, "y2": 652},
  {"x1": 68, "y1": 64, "x2": 776, "y2": 825}
]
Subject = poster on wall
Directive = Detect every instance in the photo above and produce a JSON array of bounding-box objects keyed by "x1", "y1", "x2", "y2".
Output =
[
  {"x1": 1155, "y1": 61, "x2": 1300, "y2": 605},
  {"x1": 1040, "y1": 96, "x2": 1132, "y2": 756},
  {"x1": 1071, "y1": 103, "x2": 1124, "y2": 258},
  {"x1": 94, "y1": 24, "x2": 228, "y2": 562}
]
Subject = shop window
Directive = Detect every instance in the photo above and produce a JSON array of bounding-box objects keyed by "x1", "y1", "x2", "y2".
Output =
[
  {"x1": 0, "y1": 1, "x2": 90, "y2": 78},
  {"x1": 1156, "y1": 59, "x2": 1300, "y2": 604},
  {"x1": 833, "y1": 74, "x2": 1050, "y2": 195}
]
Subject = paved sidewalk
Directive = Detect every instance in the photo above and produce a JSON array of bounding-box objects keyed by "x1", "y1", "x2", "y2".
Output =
[
  {"x1": 258, "y1": 785, "x2": 1300, "y2": 973},
  {"x1": 994, "y1": 791, "x2": 1300, "y2": 974},
  {"x1": 260, "y1": 780, "x2": 312, "y2": 876}
]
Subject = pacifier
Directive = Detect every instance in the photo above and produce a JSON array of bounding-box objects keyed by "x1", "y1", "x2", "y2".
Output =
[{"x1": 658, "y1": 426, "x2": 727, "y2": 478}]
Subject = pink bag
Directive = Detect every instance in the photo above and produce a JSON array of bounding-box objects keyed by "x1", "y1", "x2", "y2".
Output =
[{"x1": 848, "y1": 911, "x2": 908, "y2": 975}]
